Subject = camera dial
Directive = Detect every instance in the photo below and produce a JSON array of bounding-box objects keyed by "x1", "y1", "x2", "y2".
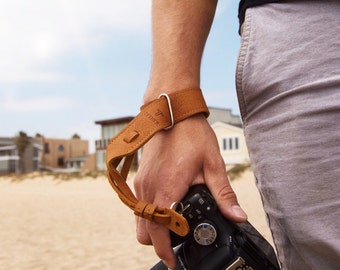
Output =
[{"x1": 193, "y1": 222, "x2": 217, "y2": 246}]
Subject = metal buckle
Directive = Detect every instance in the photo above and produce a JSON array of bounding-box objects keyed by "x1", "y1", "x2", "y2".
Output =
[
  {"x1": 159, "y1": 93, "x2": 174, "y2": 130},
  {"x1": 170, "y1": 201, "x2": 184, "y2": 212}
]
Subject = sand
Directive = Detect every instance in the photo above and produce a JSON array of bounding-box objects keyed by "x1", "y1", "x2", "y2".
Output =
[{"x1": 0, "y1": 170, "x2": 273, "y2": 270}]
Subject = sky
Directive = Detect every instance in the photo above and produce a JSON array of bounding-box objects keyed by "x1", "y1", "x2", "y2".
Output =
[{"x1": 0, "y1": 0, "x2": 242, "y2": 153}]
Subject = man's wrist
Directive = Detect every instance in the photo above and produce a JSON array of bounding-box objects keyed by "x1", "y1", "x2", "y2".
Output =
[{"x1": 144, "y1": 82, "x2": 200, "y2": 104}]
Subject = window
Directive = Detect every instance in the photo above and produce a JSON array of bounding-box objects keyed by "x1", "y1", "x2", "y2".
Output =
[
  {"x1": 9, "y1": 160, "x2": 16, "y2": 173},
  {"x1": 33, "y1": 160, "x2": 39, "y2": 170},
  {"x1": 96, "y1": 150, "x2": 106, "y2": 171},
  {"x1": 44, "y1": 143, "x2": 50, "y2": 154},
  {"x1": 58, "y1": 145, "x2": 64, "y2": 152},
  {"x1": 58, "y1": 157, "x2": 64, "y2": 167},
  {"x1": 222, "y1": 137, "x2": 240, "y2": 151},
  {"x1": 103, "y1": 124, "x2": 127, "y2": 139},
  {"x1": 33, "y1": 147, "x2": 39, "y2": 157}
]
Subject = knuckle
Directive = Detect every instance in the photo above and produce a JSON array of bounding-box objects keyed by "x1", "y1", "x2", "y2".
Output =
[
  {"x1": 216, "y1": 185, "x2": 237, "y2": 203},
  {"x1": 136, "y1": 228, "x2": 152, "y2": 245},
  {"x1": 146, "y1": 220, "x2": 162, "y2": 232},
  {"x1": 136, "y1": 218, "x2": 152, "y2": 245}
]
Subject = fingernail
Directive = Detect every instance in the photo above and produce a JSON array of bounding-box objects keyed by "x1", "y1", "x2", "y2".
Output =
[{"x1": 232, "y1": 205, "x2": 247, "y2": 219}]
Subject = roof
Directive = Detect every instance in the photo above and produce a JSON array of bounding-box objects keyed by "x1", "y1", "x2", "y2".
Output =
[
  {"x1": 95, "y1": 116, "x2": 134, "y2": 126},
  {"x1": 94, "y1": 107, "x2": 242, "y2": 127}
]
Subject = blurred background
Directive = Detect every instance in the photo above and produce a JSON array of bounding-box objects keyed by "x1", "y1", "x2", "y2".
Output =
[
  {"x1": 0, "y1": 0, "x2": 241, "y2": 153},
  {"x1": 0, "y1": 2, "x2": 275, "y2": 270}
]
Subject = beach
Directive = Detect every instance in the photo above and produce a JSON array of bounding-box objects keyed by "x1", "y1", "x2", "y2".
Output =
[{"x1": 0, "y1": 170, "x2": 273, "y2": 270}]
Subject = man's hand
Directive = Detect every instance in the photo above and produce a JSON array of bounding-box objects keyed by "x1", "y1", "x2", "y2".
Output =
[
  {"x1": 134, "y1": 114, "x2": 247, "y2": 269},
  {"x1": 135, "y1": 0, "x2": 247, "y2": 268}
]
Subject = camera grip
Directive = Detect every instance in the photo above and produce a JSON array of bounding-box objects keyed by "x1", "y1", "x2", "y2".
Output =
[
  {"x1": 150, "y1": 260, "x2": 183, "y2": 270},
  {"x1": 150, "y1": 246, "x2": 186, "y2": 270},
  {"x1": 150, "y1": 260, "x2": 169, "y2": 270},
  {"x1": 150, "y1": 185, "x2": 280, "y2": 270}
]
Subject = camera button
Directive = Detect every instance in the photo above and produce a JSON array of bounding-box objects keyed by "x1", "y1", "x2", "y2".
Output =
[{"x1": 193, "y1": 222, "x2": 217, "y2": 246}]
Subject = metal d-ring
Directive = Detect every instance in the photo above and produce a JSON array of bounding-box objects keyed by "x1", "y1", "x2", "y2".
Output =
[
  {"x1": 170, "y1": 201, "x2": 184, "y2": 212},
  {"x1": 159, "y1": 93, "x2": 174, "y2": 130}
]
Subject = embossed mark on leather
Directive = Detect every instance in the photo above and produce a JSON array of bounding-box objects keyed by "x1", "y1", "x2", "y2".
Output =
[
  {"x1": 155, "y1": 109, "x2": 164, "y2": 117},
  {"x1": 144, "y1": 111, "x2": 160, "y2": 126}
]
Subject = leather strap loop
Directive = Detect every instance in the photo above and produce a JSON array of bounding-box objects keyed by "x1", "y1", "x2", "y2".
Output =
[{"x1": 106, "y1": 88, "x2": 209, "y2": 237}]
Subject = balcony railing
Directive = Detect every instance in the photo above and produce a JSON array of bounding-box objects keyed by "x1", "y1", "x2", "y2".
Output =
[{"x1": 95, "y1": 139, "x2": 111, "y2": 150}]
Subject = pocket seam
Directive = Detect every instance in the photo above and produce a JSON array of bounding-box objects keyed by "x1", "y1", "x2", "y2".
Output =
[{"x1": 236, "y1": 9, "x2": 252, "y2": 125}]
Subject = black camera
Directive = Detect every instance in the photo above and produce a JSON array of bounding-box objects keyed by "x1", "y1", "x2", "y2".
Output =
[{"x1": 151, "y1": 185, "x2": 280, "y2": 270}]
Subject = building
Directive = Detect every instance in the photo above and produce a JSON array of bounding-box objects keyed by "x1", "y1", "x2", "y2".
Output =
[
  {"x1": 211, "y1": 122, "x2": 249, "y2": 164},
  {"x1": 36, "y1": 137, "x2": 89, "y2": 171},
  {"x1": 94, "y1": 107, "x2": 248, "y2": 170},
  {"x1": 207, "y1": 107, "x2": 242, "y2": 127},
  {"x1": 208, "y1": 108, "x2": 249, "y2": 164},
  {"x1": 95, "y1": 117, "x2": 136, "y2": 171},
  {"x1": 0, "y1": 137, "x2": 42, "y2": 174}
]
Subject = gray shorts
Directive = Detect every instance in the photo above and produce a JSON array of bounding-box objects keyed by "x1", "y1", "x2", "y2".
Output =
[{"x1": 236, "y1": 1, "x2": 340, "y2": 269}]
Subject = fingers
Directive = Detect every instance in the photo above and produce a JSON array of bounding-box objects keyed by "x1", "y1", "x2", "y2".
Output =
[
  {"x1": 147, "y1": 222, "x2": 177, "y2": 269},
  {"x1": 132, "y1": 116, "x2": 246, "y2": 269},
  {"x1": 136, "y1": 216, "x2": 177, "y2": 269},
  {"x1": 214, "y1": 183, "x2": 248, "y2": 222},
  {"x1": 204, "y1": 155, "x2": 248, "y2": 223},
  {"x1": 134, "y1": 180, "x2": 180, "y2": 269},
  {"x1": 135, "y1": 216, "x2": 151, "y2": 245}
]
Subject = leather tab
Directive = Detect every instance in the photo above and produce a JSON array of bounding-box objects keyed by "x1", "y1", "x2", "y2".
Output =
[
  {"x1": 106, "y1": 88, "x2": 209, "y2": 237},
  {"x1": 134, "y1": 201, "x2": 149, "y2": 217},
  {"x1": 162, "y1": 208, "x2": 190, "y2": 237},
  {"x1": 134, "y1": 201, "x2": 158, "y2": 221},
  {"x1": 123, "y1": 130, "x2": 139, "y2": 143},
  {"x1": 143, "y1": 204, "x2": 158, "y2": 220},
  {"x1": 107, "y1": 88, "x2": 209, "y2": 163}
]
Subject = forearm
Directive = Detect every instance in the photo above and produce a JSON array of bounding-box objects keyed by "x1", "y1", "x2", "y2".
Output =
[
  {"x1": 136, "y1": 3, "x2": 246, "y2": 268},
  {"x1": 144, "y1": 0, "x2": 218, "y2": 103}
]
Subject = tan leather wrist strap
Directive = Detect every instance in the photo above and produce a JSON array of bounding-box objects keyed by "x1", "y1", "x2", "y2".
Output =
[{"x1": 106, "y1": 88, "x2": 209, "y2": 236}]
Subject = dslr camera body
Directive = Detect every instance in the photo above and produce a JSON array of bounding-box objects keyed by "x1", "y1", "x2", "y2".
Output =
[{"x1": 151, "y1": 185, "x2": 280, "y2": 270}]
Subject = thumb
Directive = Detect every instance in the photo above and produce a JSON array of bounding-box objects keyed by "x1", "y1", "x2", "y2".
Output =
[
  {"x1": 211, "y1": 182, "x2": 248, "y2": 222},
  {"x1": 205, "y1": 160, "x2": 247, "y2": 223}
]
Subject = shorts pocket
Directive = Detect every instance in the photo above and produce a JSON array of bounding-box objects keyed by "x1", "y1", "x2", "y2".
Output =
[{"x1": 235, "y1": 9, "x2": 252, "y2": 124}]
